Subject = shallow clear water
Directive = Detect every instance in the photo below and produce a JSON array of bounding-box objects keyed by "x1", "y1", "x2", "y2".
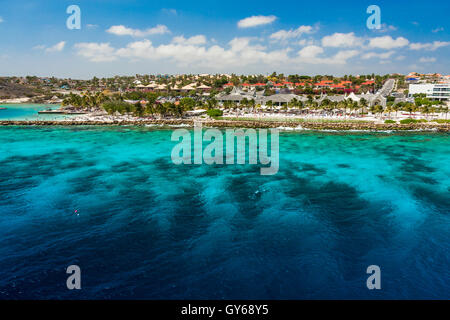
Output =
[
  {"x1": 0, "y1": 126, "x2": 448, "y2": 299},
  {"x1": 0, "y1": 104, "x2": 74, "y2": 121}
]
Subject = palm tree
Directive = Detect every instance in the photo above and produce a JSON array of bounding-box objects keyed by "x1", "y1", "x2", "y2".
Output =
[
  {"x1": 155, "y1": 103, "x2": 167, "y2": 118},
  {"x1": 248, "y1": 99, "x2": 256, "y2": 112},
  {"x1": 62, "y1": 92, "x2": 84, "y2": 109},
  {"x1": 240, "y1": 98, "x2": 249, "y2": 109},
  {"x1": 375, "y1": 105, "x2": 384, "y2": 119},
  {"x1": 223, "y1": 100, "x2": 232, "y2": 112},
  {"x1": 359, "y1": 98, "x2": 368, "y2": 116},
  {"x1": 289, "y1": 98, "x2": 298, "y2": 111},
  {"x1": 443, "y1": 106, "x2": 449, "y2": 120},
  {"x1": 403, "y1": 103, "x2": 415, "y2": 117},
  {"x1": 179, "y1": 97, "x2": 196, "y2": 111},
  {"x1": 255, "y1": 103, "x2": 262, "y2": 116},
  {"x1": 206, "y1": 98, "x2": 217, "y2": 110},
  {"x1": 421, "y1": 105, "x2": 429, "y2": 120},
  {"x1": 385, "y1": 105, "x2": 393, "y2": 119},
  {"x1": 392, "y1": 103, "x2": 400, "y2": 119},
  {"x1": 310, "y1": 101, "x2": 319, "y2": 115},
  {"x1": 266, "y1": 100, "x2": 273, "y2": 112},
  {"x1": 369, "y1": 104, "x2": 377, "y2": 117},
  {"x1": 134, "y1": 102, "x2": 145, "y2": 117},
  {"x1": 338, "y1": 101, "x2": 347, "y2": 118}
]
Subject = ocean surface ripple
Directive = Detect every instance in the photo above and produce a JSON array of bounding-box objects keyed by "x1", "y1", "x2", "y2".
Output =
[{"x1": 0, "y1": 126, "x2": 448, "y2": 299}]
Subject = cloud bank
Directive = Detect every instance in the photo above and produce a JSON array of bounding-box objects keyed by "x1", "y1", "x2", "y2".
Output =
[{"x1": 237, "y1": 15, "x2": 277, "y2": 28}]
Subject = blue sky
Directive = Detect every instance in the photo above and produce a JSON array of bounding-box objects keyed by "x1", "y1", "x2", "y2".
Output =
[{"x1": 0, "y1": 0, "x2": 449, "y2": 78}]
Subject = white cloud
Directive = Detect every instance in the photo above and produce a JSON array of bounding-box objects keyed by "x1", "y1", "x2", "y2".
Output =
[
  {"x1": 86, "y1": 24, "x2": 98, "y2": 29},
  {"x1": 33, "y1": 44, "x2": 46, "y2": 50},
  {"x1": 75, "y1": 36, "x2": 358, "y2": 69},
  {"x1": 432, "y1": 27, "x2": 444, "y2": 33},
  {"x1": 0, "y1": 17, "x2": 3, "y2": 23},
  {"x1": 172, "y1": 35, "x2": 207, "y2": 45},
  {"x1": 34, "y1": 41, "x2": 66, "y2": 52},
  {"x1": 361, "y1": 51, "x2": 396, "y2": 60},
  {"x1": 270, "y1": 25, "x2": 314, "y2": 41},
  {"x1": 237, "y1": 15, "x2": 276, "y2": 28},
  {"x1": 369, "y1": 36, "x2": 409, "y2": 49},
  {"x1": 74, "y1": 42, "x2": 117, "y2": 62},
  {"x1": 409, "y1": 41, "x2": 450, "y2": 51},
  {"x1": 374, "y1": 24, "x2": 398, "y2": 33},
  {"x1": 162, "y1": 8, "x2": 177, "y2": 15},
  {"x1": 78, "y1": 37, "x2": 287, "y2": 68},
  {"x1": 331, "y1": 50, "x2": 360, "y2": 63},
  {"x1": 321, "y1": 32, "x2": 363, "y2": 48},
  {"x1": 46, "y1": 41, "x2": 66, "y2": 52},
  {"x1": 296, "y1": 45, "x2": 358, "y2": 64},
  {"x1": 229, "y1": 37, "x2": 257, "y2": 51},
  {"x1": 298, "y1": 45, "x2": 323, "y2": 59},
  {"x1": 419, "y1": 57, "x2": 436, "y2": 63},
  {"x1": 296, "y1": 39, "x2": 315, "y2": 46},
  {"x1": 106, "y1": 25, "x2": 170, "y2": 37}
]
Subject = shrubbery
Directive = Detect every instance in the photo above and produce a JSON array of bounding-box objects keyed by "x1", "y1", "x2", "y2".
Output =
[
  {"x1": 399, "y1": 119, "x2": 428, "y2": 124},
  {"x1": 102, "y1": 100, "x2": 134, "y2": 115},
  {"x1": 207, "y1": 109, "x2": 223, "y2": 118},
  {"x1": 384, "y1": 120, "x2": 396, "y2": 124}
]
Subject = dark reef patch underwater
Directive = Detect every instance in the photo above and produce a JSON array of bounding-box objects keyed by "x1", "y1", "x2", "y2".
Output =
[{"x1": 0, "y1": 126, "x2": 448, "y2": 299}]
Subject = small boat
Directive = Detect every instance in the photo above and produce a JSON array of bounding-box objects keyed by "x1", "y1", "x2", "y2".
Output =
[
  {"x1": 38, "y1": 108, "x2": 65, "y2": 114},
  {"x1": 0, "y1": 107, "x2": 7, "y2": 110}
]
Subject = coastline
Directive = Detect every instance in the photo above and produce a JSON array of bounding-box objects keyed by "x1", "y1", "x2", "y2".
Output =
[{"x1": 0, "y1": 119, "x2": 449, "y2": 132}]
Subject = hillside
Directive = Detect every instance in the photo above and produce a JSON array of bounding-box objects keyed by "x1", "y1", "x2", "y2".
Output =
[{"x1": 0, "y1": 79, "x2": 38, "y2": 99}]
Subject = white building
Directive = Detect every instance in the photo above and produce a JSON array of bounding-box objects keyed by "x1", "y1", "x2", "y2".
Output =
[{"x1": 408, "y1": 83, "x2": 450, "y2": 101}]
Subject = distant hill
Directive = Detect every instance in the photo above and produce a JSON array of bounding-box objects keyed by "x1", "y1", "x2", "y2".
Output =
[{"x1": 0, "y1": 79, "x2": 38, "y2": 99}]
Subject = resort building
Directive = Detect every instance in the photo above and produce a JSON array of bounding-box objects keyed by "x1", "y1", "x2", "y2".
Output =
[
  {"x1": 217, "y1": 87, "x2": 306, "y2": 106},
  {"x1": 196, "y1": 84, "x2": 212, "y2": 91},
  {"x1": 408, "y1": 83, "x2": 450, "y2": 101},
  {"x1": 321, "y1": 92, "x2": 387, "y2": 107},
  {"x1": 217, "y1": 87, "x2": 387, "y2": 108}
]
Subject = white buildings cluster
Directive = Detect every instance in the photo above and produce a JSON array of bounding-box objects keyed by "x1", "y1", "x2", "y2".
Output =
[
  {"x1": 408, "y1": 83, "x2": 450, "y2": 102},
  {"x1": 217, "y1": 87, "x2": 388, "y2": 107}
]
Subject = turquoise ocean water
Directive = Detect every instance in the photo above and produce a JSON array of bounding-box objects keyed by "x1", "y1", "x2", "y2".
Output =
[
  {"x1": 0, "y1": 125, "x2": 448, "y2": 299},
  {"x1": 0, "y1": 104, "x2": 73, "y2": 121}
]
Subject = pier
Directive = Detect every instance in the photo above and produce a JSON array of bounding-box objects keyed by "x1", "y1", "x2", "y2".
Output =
[{"x1": 0, "y1": 119, "x2": 448, "y2": 132}]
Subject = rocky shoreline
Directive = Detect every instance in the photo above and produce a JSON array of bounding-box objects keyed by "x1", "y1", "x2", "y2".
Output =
[{"x1": 0, "y1": 119, "x2": 448, "y2": 132}]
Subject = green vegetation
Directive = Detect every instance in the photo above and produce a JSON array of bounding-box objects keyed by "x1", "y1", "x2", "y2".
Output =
[
  {"x1": 5, "y1": 73, "x2": 446, "y2": 124},
  {"x1": 206, "y1": 109, "x2": 223, "y2": 118},
  {"x1": 179, "y1": 97, "x2": 196, "y2": 111},
  {"x1": 433, "y1": 119, "x2": 450, "y2": 124},
  {"x1": 102, "y1": 100, "x2": 134, "y2": 115},
  {"x1": 399, "y1": 118, "x2": 428, "y2": 124},
  {"x1": 384, "y1": 120, "x2": 396, "y2": 124},
  {"x1": 62, "y1": 92, "x2": 107, "y2": 109},
  {"x1": 413, "y1": 94, "x2": 444, "y2": 107}
]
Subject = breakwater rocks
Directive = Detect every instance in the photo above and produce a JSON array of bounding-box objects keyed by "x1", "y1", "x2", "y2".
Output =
[{"x1": 0, "y1": 119, "x2": 449, "y2": 132}]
